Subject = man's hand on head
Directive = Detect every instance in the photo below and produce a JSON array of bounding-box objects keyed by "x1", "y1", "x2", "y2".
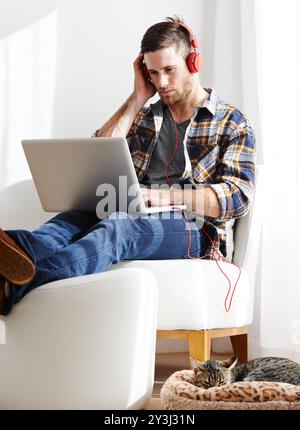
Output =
[{"x1": 132, "y1": 53, "x2": 156, "y2": 105}]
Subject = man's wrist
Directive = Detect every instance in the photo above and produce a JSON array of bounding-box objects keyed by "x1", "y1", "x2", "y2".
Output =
[{"x1": 130, "y1": 92, "x2": 148, "y2": 111}]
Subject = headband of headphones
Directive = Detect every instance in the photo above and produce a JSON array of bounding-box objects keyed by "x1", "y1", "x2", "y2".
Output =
[{"x1": 174, "y1": 21, "x2": 199, "y2": 49}]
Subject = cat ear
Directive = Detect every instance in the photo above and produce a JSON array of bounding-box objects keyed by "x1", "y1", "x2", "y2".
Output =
[
  {"x1": 189, "y1": 356, "x2": 204, "y2": 371},
  {"x1": 219, "y1": 355, "x2": 238, "y2": 369}
]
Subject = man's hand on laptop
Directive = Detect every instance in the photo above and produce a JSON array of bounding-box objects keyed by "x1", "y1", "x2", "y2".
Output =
[{"x1": 140, "y1": 187, "x2": 181, "y2": 207}]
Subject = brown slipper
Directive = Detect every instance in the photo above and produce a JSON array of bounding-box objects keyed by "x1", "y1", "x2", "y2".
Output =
[{"x1": 0, "y1": 229, "x2": 36, "y2": 285}]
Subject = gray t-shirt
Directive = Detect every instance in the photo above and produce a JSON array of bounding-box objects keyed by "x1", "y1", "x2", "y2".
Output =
[{"x1": 142, "y1": 105, "x2": 190, "y2": 186}]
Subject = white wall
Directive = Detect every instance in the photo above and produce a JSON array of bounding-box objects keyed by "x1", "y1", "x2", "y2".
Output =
[{"x1": 0, "y1": 0, "x2": 215, "y2": 188}]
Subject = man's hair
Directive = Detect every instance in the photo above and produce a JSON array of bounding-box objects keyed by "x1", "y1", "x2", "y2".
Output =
[{"x1": 140, "y1": 15, "x2": 191, "y2": 59}]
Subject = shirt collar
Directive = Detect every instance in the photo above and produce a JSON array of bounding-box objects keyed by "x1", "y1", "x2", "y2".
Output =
[{"x1": 199, "y1": 87, "x2": 218, "y2": 116}]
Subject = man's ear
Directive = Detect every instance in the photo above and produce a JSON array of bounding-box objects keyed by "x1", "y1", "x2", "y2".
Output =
[{"x1": 219, "y1": 355, "x2": 238, "y2": 369}]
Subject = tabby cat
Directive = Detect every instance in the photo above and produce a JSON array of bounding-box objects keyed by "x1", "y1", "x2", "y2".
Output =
[{"x1": 190, "y1": 355, "x2": 300, "y2": 388}]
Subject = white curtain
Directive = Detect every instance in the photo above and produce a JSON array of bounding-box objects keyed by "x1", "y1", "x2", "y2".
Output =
[
  {"x1": 210, "y1": 0, "x2": 299, "y2": 361},
  {"x1": 252, "y1": 0, "x2": 300, "y2": 361}
]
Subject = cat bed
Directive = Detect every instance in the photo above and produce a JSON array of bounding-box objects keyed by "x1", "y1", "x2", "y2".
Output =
[{"x1": 160, "y1": 370, "x2": 300, "y2": 410}]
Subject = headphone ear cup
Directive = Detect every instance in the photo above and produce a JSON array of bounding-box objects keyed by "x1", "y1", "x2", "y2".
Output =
[{"x1": 186, "y1": 52, "x2": 203, "y2": 73}]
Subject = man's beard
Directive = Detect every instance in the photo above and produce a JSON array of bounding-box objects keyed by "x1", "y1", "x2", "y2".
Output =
[{"x1": 160, "y1": 78, "x2": 193, "y2": 106}]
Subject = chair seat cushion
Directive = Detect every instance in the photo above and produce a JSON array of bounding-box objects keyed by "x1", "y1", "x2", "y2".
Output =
[
  {"x1": 160, "y1": 370, "x2": 300, "y2": 410},
  {"x1": 109, "y1": 260, "x2": 253, "y2": 330}
]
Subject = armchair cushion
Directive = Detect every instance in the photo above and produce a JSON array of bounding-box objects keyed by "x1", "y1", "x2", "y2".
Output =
[{"x1": 109, "y1": 260, "x2": 253, "y2": 330}]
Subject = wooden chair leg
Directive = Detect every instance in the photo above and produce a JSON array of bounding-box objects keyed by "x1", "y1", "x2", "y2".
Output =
[
  {"x1": 188, "y1": 330, "x2": 211, "y2": 362},
  {"x1": 230, "y1": 333, "x2": 248, "y2": 362}
]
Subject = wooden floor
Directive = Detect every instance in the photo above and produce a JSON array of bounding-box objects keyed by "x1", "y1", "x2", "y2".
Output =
[{"x1": 144, "y1": 351, "x2": 228, "y2": 410}]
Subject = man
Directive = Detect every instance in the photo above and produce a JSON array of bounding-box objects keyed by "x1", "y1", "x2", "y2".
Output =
[{"x1": 0, "y1": 16, "x2": 255, "y2": 315}]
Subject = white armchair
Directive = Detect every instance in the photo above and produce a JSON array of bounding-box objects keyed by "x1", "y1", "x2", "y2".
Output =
[{"x1": 0, "y1": 169, "x2": 261, "y2": 408}]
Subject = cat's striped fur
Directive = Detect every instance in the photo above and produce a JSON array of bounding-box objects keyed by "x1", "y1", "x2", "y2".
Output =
[{"x1": 190, "y1": 356, "x2": 300, "y2": 388}]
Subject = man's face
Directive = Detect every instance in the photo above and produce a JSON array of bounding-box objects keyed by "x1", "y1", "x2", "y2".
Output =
[{"x1": 144, "y1": 46, "x2": 192, "y2": 106}]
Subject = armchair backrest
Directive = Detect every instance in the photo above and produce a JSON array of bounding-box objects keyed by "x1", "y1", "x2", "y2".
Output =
[
  {"x1": 0, "y1": 179, "x2": 54, "y2": 230},
  {"x1": 233, "y1": 166, "x2": 263, "y2": 276}
]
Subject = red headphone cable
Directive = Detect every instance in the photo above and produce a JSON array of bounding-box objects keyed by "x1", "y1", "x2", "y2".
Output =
[{"x1": 182, "y1": 210, "x2": 241, "y2": 312}]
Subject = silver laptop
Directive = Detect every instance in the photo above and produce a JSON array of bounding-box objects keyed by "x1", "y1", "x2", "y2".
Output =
[{"x1": 22, "y1": 137, "x2": 186, "y2": 217}]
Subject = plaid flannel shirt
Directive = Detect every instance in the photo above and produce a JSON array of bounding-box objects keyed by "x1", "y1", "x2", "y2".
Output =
[{"x1": 124, "y1": 88, "x2": 256, "y2": 260}]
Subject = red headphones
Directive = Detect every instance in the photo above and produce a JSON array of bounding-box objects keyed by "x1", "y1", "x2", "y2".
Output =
[{"x1": 175, "y1": 21, "x2": 203, "y2": 73}]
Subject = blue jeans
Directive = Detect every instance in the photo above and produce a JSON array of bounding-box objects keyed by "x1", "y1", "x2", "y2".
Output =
[{"x1": 3, "y1": 210, "x2": 205, "y2": 315}]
